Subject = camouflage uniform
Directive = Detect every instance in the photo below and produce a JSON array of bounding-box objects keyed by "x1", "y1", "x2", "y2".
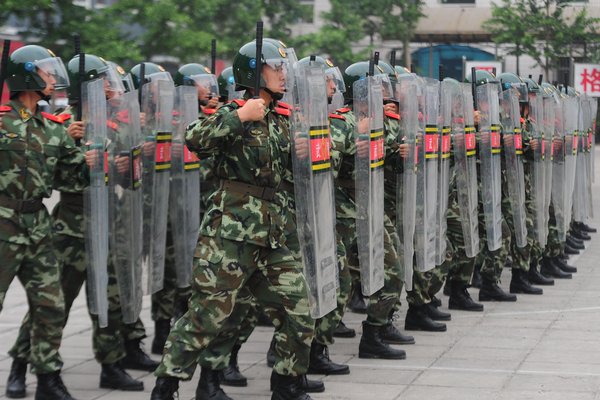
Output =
[
  {"x1": 10, "y1": 111, "x2": 148, "y2": 366},
  {"x1": 154, "y1": 99, "x2": 314, "y2": 380},
  {"x1": 329, "y1": 108, "x2": 402, "y2": 327},
  {"x1": 0, "y1": 100, "x2": 88, "y2": 374}
]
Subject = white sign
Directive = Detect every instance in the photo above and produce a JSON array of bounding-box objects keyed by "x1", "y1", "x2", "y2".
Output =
[
  {"x1": 464, "y1": 61, "x2": 503, "y2": 80},
  {"x1": 574, "y1": 63, "x2": 600, "y2": 97}
]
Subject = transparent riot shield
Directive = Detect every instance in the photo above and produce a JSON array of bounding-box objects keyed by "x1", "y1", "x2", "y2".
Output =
[
  {"x1": 435, "y1": 80, "x2": 454, "y2": 265},
  {"x1": 500, "y1": 89, "x2": 527, "y2": 248},
  {"x1": 585, "y1": 98, "x2": 595, "y2": 217},
  {"x1": 396, "y1": 76, "x2": 418, "y2": 290},
  {"x1": 542, "y1": 97, "x2": 554, "y2": 233},
  {"x1": 141, "y1": 79, "x2": 175, "y2": 294},
  {"x1": 573, "y1": 99, "x2": 588, "y2": 223},
  {"x1": 563, "y1": 97, "x2": 579, "y2": 232},
  {"x1": 107, "y1": 90, "x2": 144, "y2": 324},
  {"x1": 453, "y1": 84, "x2": 480, "y2": 258},
  {"x1": 551, "y1": 97, "x2": 569, "y2": 241},
  {"x1": 529, "y1": 93, "x2": 548, "y2": 247},
  {"x1": 476, "y1": 83, "x2": 503, "y2": 251},
  {"x1": 591, "y1": 99, "x2": 597, "y2": 183},
  {"x1": 413, "y1": 78, "x2": 438, "y2": 272},
  {"x1": 354, "y1": 76, "x2": 385, "y2": 296},
  {"x1": 290, "y1": 63, "x2": 338, "y2": 318},
  {"x1": 82, "y1": 79, "x2": 109, "y2": 328},
  {"x1": 170, "y1": 86, "x2": 200, "y2": 289}
]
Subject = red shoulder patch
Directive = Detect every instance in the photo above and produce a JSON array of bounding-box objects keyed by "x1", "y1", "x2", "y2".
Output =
[
  {"x1": 336, "y1": 107, "x2": 350, "y2": 113},
  {"x1": 0, "y1": 105, "x2": 12, "y2": 112},
  {"x1": 520, "y1": 117, "x2": 526, "y2": 125},
  {"x1": 58, "y1": 113, "x2": 72, "y2": 123},
  {"x1": 203, "y1": 108, "x2": 217, "y2": 115},
  {"x1": 274, "y1": 107, "x2": 290, "y2": 117},
  {"x1": 41, "y1": 112, "x2": 66, "y2": 124},
  {"x1": 385, "y1": 111, "x2": 400, "y2": 120},
  {"x1": 232, "y1": 99, "x2": 246, "y2": 107},
  {"x1": 329, "y1": 113, "x2": 345, "y2": 120},
  {"x1": 116, "y1": 110, "x2": 130, "y2": 124},
  {"x1": 277, "y1": 101, "x2": 292, "y2": 110},
  {"x1": 172, "y1": 110, "x2": 181, "y2": 117}
]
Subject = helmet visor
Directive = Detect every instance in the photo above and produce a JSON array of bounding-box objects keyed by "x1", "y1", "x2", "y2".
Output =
[
  {"x1": 35, "y1": 57, "x2": 70, "y2": 89},
  {"x1": 189, "y1": 74, "x2": 219, "y2": 101},
  {"x1": 375, "y1": 74, "x2": 394, "y2": 100},
  {"x1": 147, "y1": 71, "x2": 173, "y2": 83},
  {"x1": 503, "y1": 82, "x2": 528, "y2": 103},
  {"x1": 325, "y1": 66, "x2": 345, "y2": 94},
  {"x1": 264, "y1": 58, "x2": 290, "y2": 93},
  {"x1": 102, "y1": 64, "x2": 126, "y2": 96}
]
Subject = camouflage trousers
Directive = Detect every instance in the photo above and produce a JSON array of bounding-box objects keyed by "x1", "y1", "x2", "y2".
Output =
[
  {"x1": 478, "y1": 214, "x2": 511, "y2": 283},
  {"x1": 0, "y1": 236, "x2": 64, "y2": 374},
  {"x1": 10, "y1": 234, "x2": 146, "y2": 366},
  {"x1": 542, "y1": 202, "x2": 564, "y2": 259},
  {"x1": 154, "y1": 235, "x2": 314, "y2": 380},
  {"x1": 406, "y1": 255, "x2": 450, "y2": 306},
  {"x1": 152, "y1": 223, "x2": 192, "y2": 322},
  {"x1": 445, "y1": 191, "x2": 477, "y2": 286},
  {"x1": 338, "y1": 217, "x2": 402, "y2": 326},
  {"x1": 194, "y1": 211, "x2": 351, "y2": 370}
]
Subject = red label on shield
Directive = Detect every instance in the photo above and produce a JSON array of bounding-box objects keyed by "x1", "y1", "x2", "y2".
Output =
[
  {"x1": 465, "y1": 133, "x2": 476, "y2": 151},
  {"x1": 311, "y1": 136, "x2": 331, "y2": 163},
  {"x1": 491, "y1": 131, "x2": 501, "y2": 149},
  {"x1": 155, "y1": 132, "x2": 172, "y2": 171},
  {"x1": 371, "y1": 137, "x2": 384, "y2": 162},
  {"x1": 424, "y1": 133, "x2": 438, "y2": 154},
  {"x1": 441, "y1": 133, "x2": 451, "y2": 154},
  {"x1": 514, "y1": 133, "x2": 523, "y2": 150}
]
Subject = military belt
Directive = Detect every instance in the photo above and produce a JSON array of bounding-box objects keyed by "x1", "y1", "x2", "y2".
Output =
[
  {"x1": 0, "y1": 195, "x2": 44, "y2": 213},
  {"x1": 60, "y1": 192, "x2": 84, "y2": 207},
  {"x1": 279, "y1": 180, "x2": 295, "y2": 194},
  {"x1": 220, "y1": 180, "x2": 277, "y2": 201}
]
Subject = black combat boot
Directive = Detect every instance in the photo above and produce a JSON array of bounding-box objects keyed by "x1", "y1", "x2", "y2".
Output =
[
  {"x1": 509, "y1": 269, "x2": 543, "y2": 295},
  {"x1": 478, "y1": 278, "x2": 517, "y2": 302},
  {"x1": 99, "y1": 363, "x2": 144, "y2": 391},
  {"x1": 359, "y1": 321, "x2": 406, "y2": 359},
  {"x1": 270, "y1": 372, "x2": 314, "y2": 400},
  {"x1": 424, "y1": 303, "x2": 451, "y2": 321},
  {"x1": 528, "y1": 263, "x2": 554, "y2": 285},
  {"x1": 566, "y1": 235, "x2": 585, "y2": 249},
  {"x1": 121, "y1": 339, "x2": 159, "y2": 371},
  {"x1": 348, "y1": 281, "x2": 367, "y2": 314},
  {"x1": 540, "y1": 257, "x2": 572, "y2": 279},
  {"x1": 333, "y1": 321, "x2": 356, "y2": 338},
  {"x1": 270, "y1": 374, "x2": 324, "y2": 393},
  {"x1": 431, "y1": 295, "x2": 442, "y2": 307},
  {"x1": 448, "y1": 281, "x2": 484, "y2": 311},
  {"x1": 6, "y1": 358, "x2": 27, "y2": 398},
  {"x1": 570, "y1": 228, "x2": 591, "y2": 241},
  {"x1": 151, "y1": 319, "x2": 171, "y2": 355},
  {"x1": 574, "y1": 221, "x2": 597, "y2": 233},
  {"x1": 405, "y1": 304, "x2": 447, "y2": 332},
  {"x1": 219, "y1": 344, "x2": 248, "y2": 387},
  {"x1": 552, "y1": 257, "x2": 577, "y2": 273},
  {"x1": 308, "y1": 341, "x2": 349, "y2": 375},
  {"x1": 564, "y1": 243, "x2": 580, "y2": 255},
  {"x1": 266, "y1": 336, "x2": 276, "y2": 368},
  {"x1": 195, "y1": 368, "x2": 232, "y2": 400},
  {"x1": 34, "y1": 371, "x2": 75, "y2": 400},
  {"x1": 150, "y1": 377, "x2": 179, "y2": 400},
  {"x1": 379, "y1": 323, "x2": 415, "y2": 345}
]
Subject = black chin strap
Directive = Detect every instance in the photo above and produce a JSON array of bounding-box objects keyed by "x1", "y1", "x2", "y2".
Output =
[{"x1": 263, "y1": 87, "x2": 284, "y2": 101}]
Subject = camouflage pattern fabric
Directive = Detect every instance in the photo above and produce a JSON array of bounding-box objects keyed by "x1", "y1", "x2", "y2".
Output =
[
  {"x1": 154, "y1": 100, "x2": 313, "y2": 380},
  {"x1": 0, "y1": 100, "x2": 88, "y2": 374}
]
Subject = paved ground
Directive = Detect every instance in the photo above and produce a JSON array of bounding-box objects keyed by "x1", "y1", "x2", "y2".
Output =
[{"x1": 1, "y1": 148, "x2": 600, "y2": 400}]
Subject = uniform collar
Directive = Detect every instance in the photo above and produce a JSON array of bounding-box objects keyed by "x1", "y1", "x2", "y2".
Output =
[{"x1": 9, "y1": 99, "x2": 43, "y2": 123}]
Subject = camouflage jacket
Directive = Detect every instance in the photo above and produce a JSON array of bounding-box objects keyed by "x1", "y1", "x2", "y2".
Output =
[
  {"x1": 186, "y1": 99, "x2": 291, "y2": 249},
  {"x1": 0, "y1": 100, "x2": 87, "y2": 244},
  {"x1": 329, "y1": 108, "x2": 357, "y2": 219}
]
